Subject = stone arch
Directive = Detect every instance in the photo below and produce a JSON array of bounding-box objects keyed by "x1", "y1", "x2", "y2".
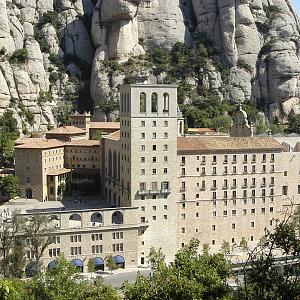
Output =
[
  {"x1": 140, "y1": 92, "x2": 146, "y2": 113},
  {"x1": 69, "y1": 213, "x2": 82, "y2": 228},
  {"x1": 108, "y1": 150, "x2": 112, "y2": 176},
  {"x1": 151, "y1": 93, "x2": 158, "y2": 112},
  {"x1": 91, "y1": 212, "x2": 103, "y2": 226},
  {"x1": 163, "y1": 93, "x2": 169, "y2": 112},
  {"x1": 113, "y1": 151, "x2": 117, "y2": 179},
  {"x1": 112, "y1": 211, "x2": 123, "y2": 224}
]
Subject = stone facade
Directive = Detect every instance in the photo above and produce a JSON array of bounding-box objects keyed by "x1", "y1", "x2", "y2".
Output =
[{"x1": 13, "y1": 84, "x2": 300, "y2": 271}]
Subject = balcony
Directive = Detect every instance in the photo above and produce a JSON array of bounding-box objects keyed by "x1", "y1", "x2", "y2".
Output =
[
  {"x1": 211, "y1": 186, "x2": 217, "y2": 191},
  {"x1": 149, "y1": 189, "x2": 160, "y2": 195},
  {"x1": 231, "y1": 185, "x2": 237, "y2": 189},
  {"x1": 242, "y1": 184, "x2": 248, "y2": 189},
  {"x1": 222, "y1": 185, "x2": 228, "y2": 190},
  {"x1": 138, "y1": 190, "x2": 148, "y2": 195},
  {"x1": 201, "y1": 172, "x2": 206, "y2": 176},
  {"x1": 200, "y1": 187, "x2": 206, "y2": 191},
  {"x1": 161, "y1": 189, "x2": 171, "y2": 194}
]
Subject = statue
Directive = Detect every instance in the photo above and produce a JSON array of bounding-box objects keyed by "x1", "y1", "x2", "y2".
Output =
[{"x1": 230, "y1": 104, "x2": 253, "y2": 137}]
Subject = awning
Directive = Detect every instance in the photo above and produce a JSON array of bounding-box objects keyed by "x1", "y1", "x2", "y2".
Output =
[
  {"x1": 71, "y1": 259, "x2": 83, "y2": 267},
  {"x1": 94, "y1": 257, "x2": 104, "y2": 266},
  {"x1": 48, "y1": 260, "x2": 58, "y2": 269},
  {"x1": 114, "y1": 255, "x2": 125, "y2": 264}
]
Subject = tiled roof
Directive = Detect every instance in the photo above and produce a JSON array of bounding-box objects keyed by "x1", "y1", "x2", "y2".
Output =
[
  {"x1": 105, "y1": 130, "x2": 120, "y2": 141},
  {"x1": 47, "y1": 168, "x2": 72, "y2": 176},
  {"x1": 15, "y1": 139, "x2": 64, "y2": 149},
  {"x1": 46, "y1": 126, "x2": 86, "y2": 135},
  {"x1": 177, "y1": 136, "x2": 283, "y2": 153},
  {"x1": 90, "y1": 122, "x2": 120, "y2": 129},
  {"x1": 15, "y1": 137, "x2": 47, "y2": 145},
  {"x1": 65, "y1": 140, "x2": 100, "y2": 147}
]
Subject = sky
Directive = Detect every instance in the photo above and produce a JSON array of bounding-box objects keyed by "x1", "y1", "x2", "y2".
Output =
[{"x1": 293, "y1": 0, "x2": 300, "y2": 16}]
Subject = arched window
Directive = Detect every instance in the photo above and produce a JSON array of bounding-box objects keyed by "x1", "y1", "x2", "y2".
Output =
[
  {"x1": 113, "y1": 151, "x2": 117, "y2": 179},
  {"x1": 108, "y1": 150, "x2": 112, "y2": 176},
  {"x1": 151, "y1": 93, "x2": 158, "y2": 113},
  {"x1": 163, "y1": 93, "x2": 169, "y2": 112},
  {"x1": 140, "y1": 92, "x2": 146, "y2": 113},
  {"x1": 69, "y1": 213, "x2": 82, "y2": 228},
  {"x1": 118, "y1": 153, "x2": 120, "y2": 181},
  {"x1": 91, "y1": 212, "x2": 103, "y2": 226},
  {"x1": 112, "y1": 211, "x2": 123, "y2": 224}
]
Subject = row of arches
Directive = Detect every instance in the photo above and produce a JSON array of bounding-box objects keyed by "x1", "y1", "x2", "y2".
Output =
[
  {"x1": 140, "y1": 92, "x2": 169, "y2": 113},
  {"x1": 47, "y1": 255, "x2": 125, "y2": 272},
  {"x1": 49, "y1": 211, "x2": 124, "y2": 228}
]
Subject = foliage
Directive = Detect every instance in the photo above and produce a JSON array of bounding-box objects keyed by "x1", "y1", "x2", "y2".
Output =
[
  {"x1": 42, "y1": 11, "x2": 59, "y2": 29},
  {"x1": 49, "y1": 72, "x2": 59, "y2": 84},
  {"x1": 0, "y1": 110, "x2": 20, "y2": 168},
  {"x1": 123, "y1": 239, "x2": 232, "y2": 300},
  {"x1": 87, "y1": 258, "x2": 96, "y2": 273},
  {"x1": 91, "y1": 130, "x2": 102, "y2": 140},
  {"x1": 37, "y1": 91, "x2": 53, "y2": 105},
  {"x1": 286, "y1": 113, "x2": 300, "y2": 134},
  {"x1": 0, "y1": 175, "x2": 20, "y2": 199},
  {"x1": 34, "y1": 29, "x2": 50, "y2": 53},
  {"x1": 9, "y1": 49, "x2": 29, "y2": 64},
  {"x1": 97, "y1": 98, "x2": 119, "y2": 121},
  {"x1": 57, "y1": 182, "x2": 66, "y2": 196},
  {"x1": 239, "y1": 237, "x2": 248, "y2": 252},
  {"x1": 0, "y1": 212, "x2": 27, "y2": 278},
  {"x1": 238, "y1": 213, "x2": 300, "y2": 300},
  {"x1": 24, "y1": 214, "x2": 55, "y2": 275},
  {"x1": 237, "y1": 59, "x2": 253, "y2": 73},
  {"x1": 220, "y1": 240, "x2": 231, "y2": 255},
  {"x1": 0, "y1": 257, "x2": 121, "y2": 300},
  {"x1": 106, "y1": 255, "x2": 118, "y2": 274}
]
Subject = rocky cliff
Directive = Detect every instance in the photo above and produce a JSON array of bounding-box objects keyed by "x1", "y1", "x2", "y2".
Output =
[{"x1": 0, "y1": 0, "x2": 299, "y2": 130}]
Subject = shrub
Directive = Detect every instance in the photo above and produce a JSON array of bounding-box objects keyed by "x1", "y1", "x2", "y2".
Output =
[
  {"x1": 0, "y1": 47, "x2": 6, "y2": 56},
  {"x1": 42, "y1": 11, "x2": 59, "y2": 29},
  {"x1": 49, "y1": 72, "x2": 59, "y2": 83},
  {"x1": 9, "y1": 49, "x2": 29, "y2": 64},
  {"x1": 237, "y1": 58, "x2": 253, "y2": 73},
  {"x1": 34, "y1": 29, "x2": 50, "y2": 53}
]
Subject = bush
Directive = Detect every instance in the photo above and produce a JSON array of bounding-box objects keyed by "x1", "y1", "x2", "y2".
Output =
[
  {"x1": 42, "y1": 11, "x2": 59, "y2": 29},
  {"x1": 34, "y1": 29, "x2": 50, "y2": 53},
  {"x1": 49, "y1": 72, "x2": 59, "y2": 83},
  {"x1": 237, "y1": 58, "x2": 253, "y2": 73},
  {"x1": 9, "y1": 49, "x2": 29, "y2": 64}
]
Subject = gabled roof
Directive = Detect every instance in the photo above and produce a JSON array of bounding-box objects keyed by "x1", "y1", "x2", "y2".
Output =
[
  {"x1": 46, "y1": 126, "x2": 86, "y2": 135},
  {"x1": 15, "y1": 139, "x2": 64, "y2": 149},
  {"x1": 177, "y1": 136, "x2": 283, "y2": 153}
]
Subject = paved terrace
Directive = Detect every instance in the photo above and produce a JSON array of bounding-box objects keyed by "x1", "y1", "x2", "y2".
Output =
[{"x1": 0, "y1": 196, "x2": 112, "y2": 217}]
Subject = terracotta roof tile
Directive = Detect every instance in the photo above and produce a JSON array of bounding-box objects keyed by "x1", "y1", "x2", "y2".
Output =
[
  {"x1": 46, "y1": 126, "x2": 86, "y2": 135},
  {"x1": 15, "y1": 139, "x2": 64, "y2": 149},
  {"x1": 177, "y1": 136, "x2": 283, "y2": 153},
  {"x1": 90, "y1": 122, "x2": 120, "y2": 129},
  {"x1": 105, "y1": 130, "x2": 120, "y2": 141},
  {"x1": 65, "y1": 140, "x2": 100, "y2": 147},
  {"x1": 47, "y1": 168, "x2": 72, "y2": 176}
]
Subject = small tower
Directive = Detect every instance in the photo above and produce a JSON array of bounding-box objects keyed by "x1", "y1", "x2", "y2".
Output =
[{"x1": 69, "y1": 112, "x2": 91, "y2": 139}]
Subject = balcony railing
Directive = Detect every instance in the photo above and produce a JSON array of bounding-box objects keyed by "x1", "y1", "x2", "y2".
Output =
[
  {"x1": 138, "y1": 190, "x2": 148, "y2": 195},
  {"x1": 161, "y1": 189, "x2": 171, "y2": 194}
]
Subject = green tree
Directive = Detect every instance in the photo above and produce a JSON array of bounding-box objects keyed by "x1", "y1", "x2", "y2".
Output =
[
  {"x1": 97, "y1": 99, "x2": 118, "y2": 121},
  {"x1": 286, "y1": 113, "x2": 300, "y2": 134},
  {"x1": 123, "y1": 239, "x2": 232, "y2": 300},
  {"x1": 239, "y1": 237, "x2": 248, "y2": 252},
  {"x1": 221, "y1": 240, "x2": 231, "y2": 255},
  {"x1": 24, "y1": 214, "x2": 55, "y2": 274},
  {"x1": 106, "y1": 255, "x2": 118, "y2": 274},
  {"x1": 87, "y1": 258, "x2": 96, "y2": 273},
  {"x1": 91, "y1": 130, "x2": 102, "y2": 140},
  {"x1": 0, "y1": 175, "x2": 20, "y2": 199},
  {"x1": 239, "y1": 214, "x2": 300, "y2": 300},
  {"x1": 0, "y1": 111, "x2": 20, "y2": 168},
  {"x1": 9, "y1": 49, "x2": 29, "y2": 64},
  {"x1": 0, "y1": 212, "x2": 27, "y2": 278}
]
